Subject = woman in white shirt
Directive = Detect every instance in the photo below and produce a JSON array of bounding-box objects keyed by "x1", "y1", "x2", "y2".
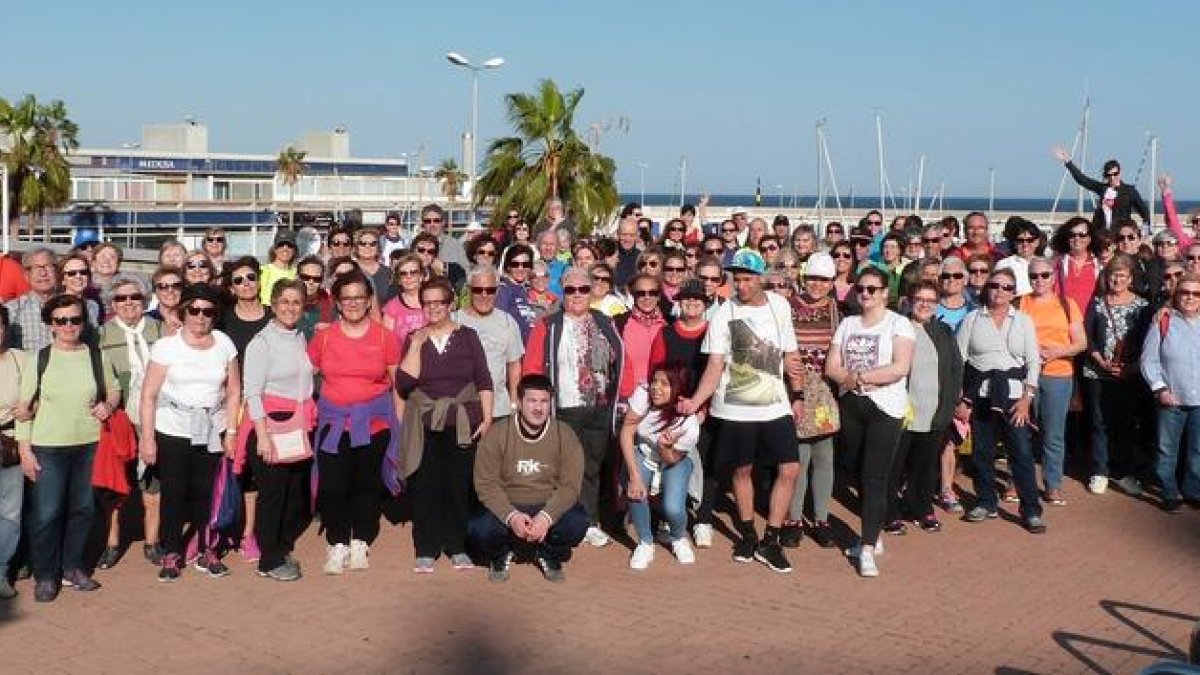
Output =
[
  {"x1": 825, "y1": 266, "x2": 915, "y2": 578},
  {"x1": 620, "y1": 364, "x2": 701, "y2": 570}
]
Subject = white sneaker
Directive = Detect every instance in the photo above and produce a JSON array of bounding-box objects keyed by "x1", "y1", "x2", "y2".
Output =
[
  {"x1": 1116, "y1": 475, "x2": 1143, "y2": 496},
  {"x1": 873, "y1": 538, "x2": 884, "y2": 555},
  {"x1": 349, "y1": 540, "x2": 369, "y2": 570},
  {"x1": 1088, "y1": 475, "x2": 1109, "y2": 495},
  {"x1": 692, "y1": 524, "x2": 714, "y2": 548},
  {"x1": 629, "y1": 543, "x2": 655, "y2": 570},
  {"x1": 323, "y1": 543, "x2": 349, "y2": 575},
  {"x1": 671, "y1": 538, "x2": 696, "y2": 565},
  {"x1": 584, "y1": 526, "x2": 611, "y2": 547},
  {"x1": 858, "y1": 549, "x2": 879, "y2": 577}
]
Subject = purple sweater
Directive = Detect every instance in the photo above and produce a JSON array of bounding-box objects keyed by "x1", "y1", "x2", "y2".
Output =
[{"x1": 396, "y1": 326, "x2": 493, "y2": 429}]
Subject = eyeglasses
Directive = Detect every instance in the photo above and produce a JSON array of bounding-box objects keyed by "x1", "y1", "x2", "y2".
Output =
[
  {"x1": 667, "y1": 227, "x2": 685, "y2": 233},
  {"x1": 826, "y1": 228, "x2": 844, "y2": 235},
  {"x1": 507, "y1": 260, "x2": 532, "y2": 269},
  {"x1": 591, "y1": 275, "x2": 612, "y2": 283},
  {"x1": 185, "y1": 306, "x2": 218, "y2": 318},
  {"x1": 506, "y1": 214, "x2": 520, "y2": 220},
  {"x1": 205, "y1": 236, "x2": 225, "y2": 243},
  {"x1": 721, "y1": 227, "x2": 737, "y2": 234},
  {"x1": 562, "y1": 285, "x2": 592, "y2": 295},
  {"x1": 703, "y1": 248, "x2": 724, "y2": 255},
  {"x1": 1187, "y1": 255, "x2": 1200, "y2": 261},
  {"x1": 356, "y1": 240, "x2": 378, "y2": 247},
  {"x1": 1176, "y1": 289, "x2": 1200, "y2": 299},
  {"x1": 470, "y1": 286, "x2": 498, "y2": 296},
  {"x1": 867, "y1": 219, "x2": 883, "y2": 226},
  {"x1": 1117, "y1": 234, "x2": 1139, "y2": 242},
  {"x1": 664, "y1": 265, "x2": 686, "y2": 273},
  {"x1": 639, "y1": 260, "x2": 661, "y2": 269},
  {"x1": 759, "y1": 244, "x2": 779, "y2": 253},
  {"x1": 330, "y1": 239, "x2": 352, "y2": 247},
  {"x1": 1068, "y1": 230, "x2": 1090, "y2": 239},
  {"x1": 422, "y1": 217, "x2": 443, "y2": 224},
  {"x1": 1105, "y1": 171, "x2": 1120, "y2": 178},
  {"x1": 1164, "y1": 271, "x2": 1184, "y2": 280},
  {"x1": 852, "y1": 240, "x2": 870, "y2": 247},
  {"x1": 63, "y1": 268, "x2": 90, "y2": 278},
  {"x1": 912, "y1": 297, "x2": 938, "y2": 305},
  {"x1": 854, "y1": 284, "x2": 884, "y2": 295},
  {"x1": 1029, "y1": 271, "x2": 1053, "y2": 280},
  {"x1": 1155, "y1": 240, "x2": 1178, "y2": 246},
  {"x1": 232, "y1": 273, "x2": 258, "y2": 286},
  {"x1": 831, "y1": 251, "x2": 853, "y2": 260},
  {"x1": 50, "y1": 315, "x2": 85, "y2": 326},
  {"x1": 633, "y1": 289, "x2": 661, "y2": 298},
  {"x1": 186, "y1": 261, "x2": 208, "y2": 270},
  {"x1": 156, "y1": 281, "x2": 183, "y2": 291},
  {"x1": 299, "y1": 273, "x2": 323, "y2": 283},
  {"x1": 968, "y1": 267, "x2": 990, "y2": 275},
  {"x1": 338, "y1": 295, "x2": 369, "y2": 304},
  {"x1": 921, "y1": 238, "x2": 941, "y2": 244},
  {"x1": 939, "y1": 272, "x2": 965, "y2": 281},
  {"x1": 1014, "y1": 236, "x2": 1038, "y2": 244},
  {"x1": 697, "y1": 275, "x2": 721, "y2": 284},
  {"x1": 422, "y1": 298, "x2": 450, "y2": 308},
  {"x1": 397, "y1": 268, "x2": 422, "y2": 277},
  {"x1": 113, "y1": 293, "x2": 145, "y2": 303},
  {"x1": 987, "y1": 282, "x2": 1016, "y2": 292},
  {"x1": 415, "y1": 246, "x2": 437, "y2": 255}
]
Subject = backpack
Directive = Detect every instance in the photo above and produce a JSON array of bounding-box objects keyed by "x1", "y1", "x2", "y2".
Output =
[{"x1": 31, "y1": 343, "x2": 107, "y2": 409}]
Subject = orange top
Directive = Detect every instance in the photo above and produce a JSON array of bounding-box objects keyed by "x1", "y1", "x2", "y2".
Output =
[{"x1": 1020, "y1": 294, "x2": 1082, "y2": 378}]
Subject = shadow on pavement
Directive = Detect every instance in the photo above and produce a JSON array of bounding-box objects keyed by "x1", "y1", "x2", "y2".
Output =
[{"x1": 1050, "y1": 601, "x2": 1199, "y2": 675}]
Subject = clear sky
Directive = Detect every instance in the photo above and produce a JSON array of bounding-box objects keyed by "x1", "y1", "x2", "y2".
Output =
[{"x1": 7, "y1": 0, "x2": 1198, "y2": 199}]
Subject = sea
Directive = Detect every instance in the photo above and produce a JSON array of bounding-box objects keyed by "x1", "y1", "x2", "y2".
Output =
[{"x1": 623, "y1": 193, "x2": 1200, "y2": 214}]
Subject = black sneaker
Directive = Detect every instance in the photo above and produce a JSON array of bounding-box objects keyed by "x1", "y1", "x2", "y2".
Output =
[
  {"x1": 882, "y1": 520, "x2": 908, "y2": 536},
  {"x1": 143, "y1": 543, "x2": 164, "y2": 565},
  {"x1": 195, "y1": 551, "x2": 231, "y2": 578},
  {"x1": 536, "y1": 556, "x2": 564, "y2": 583},
  {"x1": 61, "y1": 569, "x2": 101, "y2": 591},
  {"x1": 488, "y1": 553, "x2": 511, "y2": 583},
  {"x1": 1162, "y1": 498, "x2": 1184, "y2": 514},
  {"x1": 97, "y1": 546, "x2": 122, "y2": 570},
  {"x1": 809, "y1": 521, "x2": 836, "y2": 549},
  {"x1": 33, "y1": 579, "x2": 60, "y2": 603},
  {"x1": 778, "y1": 523, "x2": 803, "y2": 549},
  {"x1": 731, "y1": 536, "x2": 756, "y2": 563},
  {"x1": 917, "y1": 515, "x2": 942, "y2": 533},
  {"x1": 753, "y1": 541, "x2": 793, "y2": 574},
  {"x1": 158, "y1": 554, "x2": 182, "y2": 583}
]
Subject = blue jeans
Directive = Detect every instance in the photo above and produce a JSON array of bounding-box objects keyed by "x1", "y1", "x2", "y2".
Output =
[
  {"x1": 0, "y1": 464, "x2": 23, "y2": 578},
  {"x1": 1036, "y1": 375, "x2": 1073, "y2": 490},
  {"x1": 628, "y1": 455, "x2": 694, "y2": 544},
  {"x1": 970, "y1": 403, "x2": 1042, "y2": 520},
  {"x1": 467, "y1": 502, "x2": 589, "y2": 563},
  {"x1": 28, "y1": 444, "x2": 97, "y2": 581},
  {"x1": 1155, "y1": 405, "x2": 1200, "y2": 501}
]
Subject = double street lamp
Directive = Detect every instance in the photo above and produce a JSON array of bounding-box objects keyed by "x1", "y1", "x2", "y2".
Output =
[{"x1": 445, "y1": 51, "x2": 504, "y2": 200}]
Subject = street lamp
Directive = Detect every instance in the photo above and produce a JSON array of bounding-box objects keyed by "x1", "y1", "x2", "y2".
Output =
[
  {"x1": 1, "y1": 163, "x2": 10, "y2": 254},
  {"x1": 446, "y1": 51, "x2": 504, "y2": 200},
  {"x1": 634, "y1": 163, "x2": 649, "y2": 208}
]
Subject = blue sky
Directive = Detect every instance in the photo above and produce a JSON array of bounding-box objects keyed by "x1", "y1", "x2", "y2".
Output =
[{"x1": 7, "y1": 1, "x2": 1198, "y2": 198}]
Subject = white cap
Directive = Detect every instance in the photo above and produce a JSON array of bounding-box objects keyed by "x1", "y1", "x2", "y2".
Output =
[
  {"x1": 730, "y1": 206, "x2": 748, "y2": 217},
  {"x1": 804, "y1": 251, "x2": 836, "y2": 278}
]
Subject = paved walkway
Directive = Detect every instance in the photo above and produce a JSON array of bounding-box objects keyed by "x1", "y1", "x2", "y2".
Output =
[{"x1": 3, "y1": 475, "x2": 1198, "y2": 674}]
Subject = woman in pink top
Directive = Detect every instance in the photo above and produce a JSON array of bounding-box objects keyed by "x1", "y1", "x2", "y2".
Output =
[
  {"x1": 617, "y1": 273, "x2": 667, "y2": 401},
  {"x1": 1159, "y1": 175, "x2": 1197, "y2": 248},
  {"x1": 1049, "y1": 217, "x2": 1102, "y2": 318},
  {"x1": 382, "y1": 253, "x2": 427, "y2": 350}
]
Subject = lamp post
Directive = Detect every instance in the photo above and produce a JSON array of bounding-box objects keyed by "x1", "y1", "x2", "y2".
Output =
[
  {"x1": 446, "y1": 51, "x2": 504, "y2": 201},
  {"x1": 634, "y1": 162, "x2": 649, "y2": 208},
  {"x1": 1, "y1": 163, "x2": 9, "y2": 254}
]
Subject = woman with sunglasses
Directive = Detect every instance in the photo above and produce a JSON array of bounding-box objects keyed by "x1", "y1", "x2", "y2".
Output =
[
  {"x1": 823, "y1": 222, "x2": 845, "y2": 249},
  {"x1": 660, "y1": 249, "x2": 688, "y2": 305},
  {"x1": 957, "y1": 268, "x2": 1044, "y2": 534},
  {"x1": 396, "y1": 277, "x2": 493, "y2": 573},
  {"x1": 352, "y1": 227, "x2": 394, "y2": 306},
  {"x1": 58, "y1": 253, "x2": 101, "y2": 340},
  {"x1": 308, "y1": 271, "x2": 403, "y2": 574},
  {"x1": 658, "y1": 218, "x2": 688, "y2": 250},
  {"x1": 964, "y1": 254, "x2": 993, "y2": 307},
  {"x1": 202, "y1": 228, "x2": 228, "y2": 273},
  {"x1": 183, "y1": 251, "x2": 218, "y2": 289},
  {"x1": 14, "y1": 294, "x2": 120, "y2": 601},
  {"x1": 296, "y1": 256, "x2": 334, "y2": 339},
  {"x1": 994, "y1": 217, "x2": 1043, "y2": 297},
  {"x1": 528, "y1": 260, "x2": 560, "y2": 320},
  {"x1": 1049, "y1": 216, "x2": 1104, "y2": 318},
  {"x1": 523, "y1": 266, "x2": 624, "y2": 548},
  {"x1": 1019, "y1": 257, "x2": 1086, "y2": 506},
  {"x1": 495, "y1": 243, "x2": 539, "y2": 341},
  {"x1": 324, "y1": 226, "x2": 355, "y2": 264},
  {"x1": 382, "y1": 253, "x2": 428, "y2": 350},
  {"x1": 147, "y1": 267, "x2": 185, "y2": 336},
  {"x1": 616, "y1": 274, "x2": 667, "y2": 405},
  {"x1": 1082, "y1": 253, "x2": 1152, "y2": 499},
  {"x1": 588, "y1": 263, "x2": 626, "y2": 318},
  {"x1": 825, "y1": 267, "x2": 915, "y2": 577},
  {"x1": 758, "y1": 235, "x2": 783, "y2": 267},
  {"x1": 96, "y1": 274, "x2": 165, "y2": 570},
  {"x1": 1055, "y1": 149, "x2": 1150, "y2": 230},
  {"x1": 829, "y1": 241, "x2": 857, "y2": 310},
  {"x1": 138, "y1": 284, "x2": 240, "y2": 582},
  {"x1": 467, "y1": 234, "x2": 501, "y2": 270},
  {"x1": 259, "y1": 238, "x2": 299, "y2": 304}
]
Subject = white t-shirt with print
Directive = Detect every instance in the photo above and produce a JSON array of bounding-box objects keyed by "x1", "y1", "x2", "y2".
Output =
[
  {"x1": 702, "y1": 293, "x2": 798, "y2": 422},
  {"x1": 627, "y1": 385, "x2": 700, "y2": 461},
  {"x1": 831, "y1": 311, "x2": 915, "y2": 419},
  {"x1": 150, "y1": 331, "x2": 238, "y2": 438}
]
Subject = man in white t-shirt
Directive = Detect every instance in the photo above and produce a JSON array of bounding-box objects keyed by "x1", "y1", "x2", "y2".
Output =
[
  {"x1": 453, "y1": 265, "x2": 524, "y2": 418},
  {"x1": 680, "y1": 250, "x2": 803, "y2": 574}
]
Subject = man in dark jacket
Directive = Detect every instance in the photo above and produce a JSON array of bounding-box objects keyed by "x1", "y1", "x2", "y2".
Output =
[{"x1": 1056, "y1": 149, "x2": 1150, "y2": 230}]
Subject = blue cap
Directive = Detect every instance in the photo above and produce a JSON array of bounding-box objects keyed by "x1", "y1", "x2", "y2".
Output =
[
  {"x1": 726, "y1": 248, "x2": 766, "y2": 275},
  {"x1": 73, "y1": 228, "x2": 100, "y2": 247}
]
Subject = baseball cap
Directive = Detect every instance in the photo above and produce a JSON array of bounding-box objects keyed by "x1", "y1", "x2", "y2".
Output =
[
  {"x1": 803, "y1": 251, "x2": 836, "y2": 278},
  {"x1": 726, "y1": 249, "x2": 766, "y2": 275},
  {"x1": 676, "y1": 278, "x2": 706, "y2": 301},
  {"x1": 730, "y1": 206, "x2": 748, "y2": 217}
]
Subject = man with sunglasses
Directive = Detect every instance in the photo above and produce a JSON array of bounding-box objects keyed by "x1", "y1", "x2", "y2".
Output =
[
  {"x1": 5, "y1": 248, "x2": 59, "y2": 351},
  {"x1": 1055, "y1": 147, "x2": 1150, "y2": 231},
  {"x1": 420, "y1": 204, "x2": 468, "y2": 270},
  {"x1": 454, "y1": 265, "x2": 524, "y2": 419}
]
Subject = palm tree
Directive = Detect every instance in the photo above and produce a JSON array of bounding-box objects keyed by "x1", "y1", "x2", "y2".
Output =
[
  {"x1": 276, "y1": 146, "x2": 307, "y2": 230},
  {"x1": 474, "y1": 79, "x2": 619, "y2": 234},
  {"x1": 0, "y1": 95, "x2": 79, "y2": 239},
  {"x1": 434, "y1": 158, "x2": 467, "y2": 203}
]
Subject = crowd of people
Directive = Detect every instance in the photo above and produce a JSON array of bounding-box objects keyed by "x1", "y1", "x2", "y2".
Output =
[{"x1": 2, "y1": 162, "x2": 1199, "y2": 599}]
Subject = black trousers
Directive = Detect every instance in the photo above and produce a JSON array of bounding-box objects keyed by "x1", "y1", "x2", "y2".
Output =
[
  {"x1": 556, "y1": 406, "x2": 612, "y2": 525},
  {"x1": 316, "y1": 430, "x2": 387, "y2": 546},
  {"x1": 886, "y1": 429, "x2": 947, "y2": 522},
  {"x1": 156, "y1": 432, "x2": 220, "y2": 558},
  {"x1": 408, "y1": 429, "x2": 475, "y2": 559},
  {"x1": 246, "y1": 432, "x2": 312, "y2": 572},
  {"x1": 837, "y1": 395, "x2": 903, "y2": 545}
]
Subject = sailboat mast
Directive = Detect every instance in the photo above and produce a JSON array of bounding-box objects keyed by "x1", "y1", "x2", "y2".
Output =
[
  {"x1": 914, "y1": 155, "x2": 926, "y2": 215},
  {"x1": 1149, "y1": 135, "x2": 1158, "y2": 231},
  {"x1": 816, "y1": 119, "x2": 824, "y2": 226},
  {"x1": 876, "y1": 113, "x2": 886, "y2": 215},
  {"x1": 1078, "y1": 96, "x2": 1090, "y2": 215}
]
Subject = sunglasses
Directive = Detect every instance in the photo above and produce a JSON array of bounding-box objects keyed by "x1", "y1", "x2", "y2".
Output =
[
  {"x1": 356, "y1": 240, "x2": 378, "y2": 247},
  {"x1": 831, "y1": 252, "x2": 853, "y2": 260},
  {"x1": 1188, "y1": 255, "x2": 1200, "y2": 262},
  {"x1": 63, "y1": 268, "x2": 90, "y2": 278},
  {"x1": 1029, "y1": 271, "x2": 1053, "y2": 280},
  {"x1": 1176, "y1": 290, "x2": 1200, "y2": 299},
  {"x1": 826, "y1": 229, "x2": 844, "y2": 235},
  {"x1": 299, "y1": 273, "x2": 323, "y2": 283},
  {"x1": 563, "y1": 285, "x2": 592, "y2": 295},
  {"x1": 854, "y1": 284, "x2": 884, "y2": 295},
  {"x1": 759, "y1": 244, "x2": 779, "y2": 252},
  {"x1": 667, "y1": 227, "x2": 685, "y2": 233},
  {"x1": 506, "y1": 214, "x2": 520, "y2": 220},
  {"x1": 969, "y1": 267, "x2": 990, "y2": 274},
  {"x1": 664, "y1": 265, "x2": 686, "y2": 273},
  {"x1": 639, "y1": 260, "x2": 661, "y2": 268},
  {"x1": 156, "y1": 281, "x2": 183, "y2": 291},
  {"x1": 703, "y1": 248, "x2": 724, "y2": 255},
  {"x1": 1015, "y1": 236, "x2": 1038, "y2": 243},
  {"x1": 699, "y1": 274, "x2": 722, "y2": 283},
  {"x1": 1164, "y1": 271, "x2": 1183, "y2": 279},
  {"x1": 186, "y1": 261, "x2": 209, "y2": 270},
  {"x1": 921, "y1": 238, "x2": 941, "y2": 244},
  {"x1": 765, "y1": 282, "x2": 790, "y2": 290},
  {"x1": 852, "y1": 240, "x2": 870, "y2": 247},
  {"x1": 113, "y1": 293, "x2": 145, "y2": 303},
  {"x1": 987, "y1": 282, "x2": 1016, "y2": 291},
  {"x1": 1068, "y1": 231, "x2": 1090, "y2": 239},
  {"x1": 422, "y1": 217, "x2": 443, "y2": 224},
  {"x1": 939, "y1": 272, "x2": 965, "y2": 281},
  {"x1": 186, "y1": 306, "x2": 218, "y2": 318},
  {"x1": 330, "y1": 239, "x2": 352, "y2": 246},
  {"x1": 476, "y1": 249, "x2": 497, "y2": 257},
  {"x1": 1117, "y1": 234, "x2": 1138, "y2": 242},
  {"x1": 232, "y1": 272, "x2": 258, "y2": 286},
  {"x1": 684, "y1": 251, "x2": 697, "y2": 258},
  {"x1": 205, "y1": 236, "x2": 225, "y2": 243},
  {"x1": 507, "y1": 260, "x2": 532, "y2": 269},
  {"x1": 51, "y1": 315, "x2": 85, "y2": 326},
  {"x1": 632, "y1": 289, "x2": 661, "y2": 298},
  {"x1": 1105, "y1": 172, "x2": 1120, "y2": 178},
  {"x1": 416, "y1": 246, "x2": 437, "y2": 255},
  {"x1": 470, "y1": 286, "x2": 498, "y2": 296},
  {"x1": 591, "y1": 275, "x2": 612, "y2": 283}
]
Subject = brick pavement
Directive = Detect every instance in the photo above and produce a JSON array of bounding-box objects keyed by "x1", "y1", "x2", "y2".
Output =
[{"x1": 2, "y1": 475, "x2": 1198, "y2": 675}]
